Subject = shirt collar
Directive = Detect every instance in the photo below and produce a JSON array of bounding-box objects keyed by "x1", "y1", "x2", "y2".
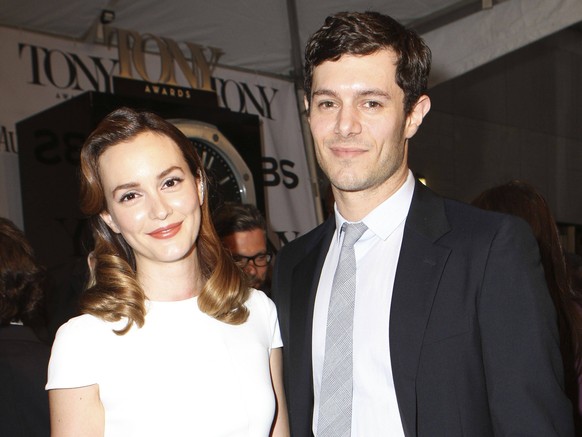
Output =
[{"x1": 334, "y1": 169, "x2": 415, "y2": 241}]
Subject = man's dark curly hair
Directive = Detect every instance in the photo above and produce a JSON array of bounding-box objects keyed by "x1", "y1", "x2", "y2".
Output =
[
  {"x1": 304, "y1": 11, "x2": 431, "y2": 115},
  {"x1": 0, "y1": 217, "x2": 46, "y2": 326}
]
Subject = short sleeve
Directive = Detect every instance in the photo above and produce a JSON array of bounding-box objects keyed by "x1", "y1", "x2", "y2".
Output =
[
  {"x1": 254, "y1": 290, "x2": 283, "y2": 349},
  {"x1": 248, "y1": 289, "x2": 283, "y2": 351},
  {"x1": 269, "y1": 298, "x2": 283, "y2": 350},
  {"x1": 45, "y1": 315, "x2": 103, "y2": 390}
]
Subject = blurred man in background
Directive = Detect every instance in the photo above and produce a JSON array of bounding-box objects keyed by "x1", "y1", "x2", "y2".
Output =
[{"x1": 214, "y1": 202, "x2": 272, "y2": 293}]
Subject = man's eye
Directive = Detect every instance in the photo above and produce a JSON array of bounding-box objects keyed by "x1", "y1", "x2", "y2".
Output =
[
  {"x1": 318, "y1": 101, "x2": 335, "y2": 109},
  {"x1": 365, "y1": 101, "x2": 382, "y2": 108}
]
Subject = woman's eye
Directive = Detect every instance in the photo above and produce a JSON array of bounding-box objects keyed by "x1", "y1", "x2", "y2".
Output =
[
  {"x1": 120, "y1": 192, "x2": 137, "y2": 202},
  {"x1": 163, "y1": 177, "x2": 183, "y2": 189}
]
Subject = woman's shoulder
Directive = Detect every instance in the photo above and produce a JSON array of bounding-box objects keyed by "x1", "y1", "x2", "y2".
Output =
[
  {"x1": 244, "y1": 288, "x2": 282, "y2": 347},
  {"x1": 47, "y1": 314, "x2": 112, "y2": 390},
  {"x1": 59, "y1": 313, "x2": 106, "y2": 330},
  {"x1": 244, "y1": 288, "x2": 279, "y2": 324},
  {"x1": 246, "y1": 288, "x2": 275, "y2": 309},
  {"x1": 54, "y1": 313, "x2": 123, "y2": 342}
]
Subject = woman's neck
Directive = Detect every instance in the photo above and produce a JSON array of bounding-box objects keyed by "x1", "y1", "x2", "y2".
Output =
[{"x1": 136, "y1": 254, "x2": 203, "y2": 302}]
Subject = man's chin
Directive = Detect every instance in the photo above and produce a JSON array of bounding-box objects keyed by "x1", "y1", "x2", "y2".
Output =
[{"x1": 250, "y1": 280, "x2": 264, "y2": 290}]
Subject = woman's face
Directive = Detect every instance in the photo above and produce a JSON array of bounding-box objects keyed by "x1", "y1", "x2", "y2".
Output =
[{"x1": 98, "y1": 131, "x2": 203, "y2": 268}]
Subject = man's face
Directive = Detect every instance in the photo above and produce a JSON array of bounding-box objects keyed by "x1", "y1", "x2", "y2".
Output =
[
  {"x1": 222, "y1": 228, "x2": 269, "y2": 289},
  {"x1": 306, "y1": 49, "x2": 428, "y2": 198}
]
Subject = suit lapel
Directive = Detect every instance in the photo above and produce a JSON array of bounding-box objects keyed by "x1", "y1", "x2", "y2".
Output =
[
  {"x1": 390, "y1": 182, "x2": 451, "y2": 436},
  {"x1": 288, "y1": 217, "x2": 335, "y2": 435}
]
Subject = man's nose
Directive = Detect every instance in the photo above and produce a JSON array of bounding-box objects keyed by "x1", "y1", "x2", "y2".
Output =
[
  {"x1": 335, "y1": 105, "x2": 362, "y2": 138},
  {"x1": 244, "y1": 263, "x2": 258, "y2": 275}
]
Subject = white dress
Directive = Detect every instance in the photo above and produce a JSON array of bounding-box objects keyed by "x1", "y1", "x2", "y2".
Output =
[{"x1": 46, "y1": 289, "x2": 282, "y2": 437}]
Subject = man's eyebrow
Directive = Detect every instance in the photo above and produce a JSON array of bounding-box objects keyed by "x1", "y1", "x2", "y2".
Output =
[
  {"x1": 312, "y1": 89, "x2": 338, "y2": 98},
  {"x1": 312, "y1": 88, "x2": 391, "y2": 99},
  {"x1": 357, "y1": 89, "x2": 391, "y2": 99}
]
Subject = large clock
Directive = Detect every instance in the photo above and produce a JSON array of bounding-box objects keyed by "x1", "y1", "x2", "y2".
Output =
[{"x1": 169, "y1": 119, "x2": 256, "y2": 210}]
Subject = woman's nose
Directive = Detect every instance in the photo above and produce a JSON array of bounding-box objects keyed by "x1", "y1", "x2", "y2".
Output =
[{"x1": 149, "y1": 195, "x2": 172, "y2": 220}]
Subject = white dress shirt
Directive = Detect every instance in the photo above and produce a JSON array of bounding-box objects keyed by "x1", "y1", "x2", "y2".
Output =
[{"x1": 312, "y1": 170, "x2": 415, "y2": 436}]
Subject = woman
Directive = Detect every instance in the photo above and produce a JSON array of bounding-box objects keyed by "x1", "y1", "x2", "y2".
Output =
[
  {"x1": 46, "y1": 108, "x2": 289, "y2": 437},
  {"x1": 0, "y1": 217, "x2": 50, "y2": 437},
  {"x1": 472, "y1": 180, "x2": 582, "y2": 431}
]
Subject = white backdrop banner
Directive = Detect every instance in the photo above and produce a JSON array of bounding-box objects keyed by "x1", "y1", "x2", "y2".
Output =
[{"x1": 0, "y1": 25, "x2": 318, "y2": 249}]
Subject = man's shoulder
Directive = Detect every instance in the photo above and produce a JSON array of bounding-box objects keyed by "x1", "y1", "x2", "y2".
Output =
[
  {"x1": 277, "y1": 217, "x2": 333, "y2": 260},
  {"x1": 438, "y1": 194, "x2": 535, "y2": 245},
  {"x1": 272, "y1": 219, "x2": 333, "y2": 303},
  {"x1": 412, "y1": 184, "x2": 532, "y2": 241},
  {"x1": 443, "y1": 196, "x2": 524, "y2": 227}
]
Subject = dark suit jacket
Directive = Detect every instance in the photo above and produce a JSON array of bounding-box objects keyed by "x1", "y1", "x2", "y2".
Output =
[
  {"x1": 0, "y1": 325, "x2": 51, "y2": 437},
  {"x1": 272, "y1": 182, "x2": 573, "y2": 436}
]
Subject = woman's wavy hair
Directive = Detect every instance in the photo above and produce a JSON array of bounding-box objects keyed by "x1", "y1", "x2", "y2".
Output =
[
  {"x1": 0, "y1": 217, "x2": 46, "y2": 326},
  {"x1": 303, "y1": 11, "x2": 431, "y2": 115},
  {"x1": 79, "y1": 107, "x2": 249, "y2": 334},
  {"x1": 472, "y1": 180, "x2": 582, "y2": 397}
]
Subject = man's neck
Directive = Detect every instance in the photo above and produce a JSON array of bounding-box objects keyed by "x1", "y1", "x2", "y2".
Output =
[{"x1": 334, "y1": 168, "x2": 410, "y2": 222}]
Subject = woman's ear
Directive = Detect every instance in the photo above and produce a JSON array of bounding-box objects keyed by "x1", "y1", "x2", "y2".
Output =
[{"x1": 100, "y1": 211, "x2": 121, "y2": 234}]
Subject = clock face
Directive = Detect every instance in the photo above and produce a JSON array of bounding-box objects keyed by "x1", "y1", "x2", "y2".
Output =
[
  {"x1": 169, "y1": 119, "x2": 256, "y2": 212},
  {"x1": 191, "y1": 137, "x2": 243, "y2": 208}
]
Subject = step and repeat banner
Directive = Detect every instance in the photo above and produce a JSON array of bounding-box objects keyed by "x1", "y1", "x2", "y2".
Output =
[{"x1": 0, "y1": 25, "x2": 319, "y2": 261}]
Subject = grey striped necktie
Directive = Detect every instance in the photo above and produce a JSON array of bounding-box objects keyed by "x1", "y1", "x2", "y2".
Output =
[{"x1": 318, "y1": 221, "x2": 368, "y2": 437}]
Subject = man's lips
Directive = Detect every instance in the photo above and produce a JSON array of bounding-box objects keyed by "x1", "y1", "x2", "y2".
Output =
[
  {"x1": 147, "y1": 222, "x2": 182, "y2": 239},
  {"x1": 330, "y1": 147, "x2": 367, "y2": 158}
]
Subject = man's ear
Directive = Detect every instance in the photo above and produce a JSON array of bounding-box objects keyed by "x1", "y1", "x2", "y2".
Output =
[
  {"x1": 405, "y1": 95, "x2": 431, "y2": 139},
  {"x1": 100, "y1": 211, "x2": 121, "y2": 234},
  {"x1": 303, "y1": 95, "x2": 310, "y2": 116}
]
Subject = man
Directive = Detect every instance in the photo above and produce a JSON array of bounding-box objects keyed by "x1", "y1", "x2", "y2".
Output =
[
  {"x1": 271, "y1": 11, "x2": 573, "y2": 437},
  {"x1": 213, "y1": 202, "x2": 272, "y2": 291}
]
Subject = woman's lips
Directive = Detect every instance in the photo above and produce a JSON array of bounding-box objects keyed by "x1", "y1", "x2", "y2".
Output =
[{"x1": 147, "y1": 222, "x2": 182, "y2": 239}]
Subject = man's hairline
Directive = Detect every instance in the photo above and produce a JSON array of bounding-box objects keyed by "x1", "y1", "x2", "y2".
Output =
[{"x1": 222, "y1": 226, "x2": 267, "y2": 241}]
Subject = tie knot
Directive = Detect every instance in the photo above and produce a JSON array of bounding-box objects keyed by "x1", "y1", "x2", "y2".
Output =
[{"x1": 341, "y1": 222, "x2": 368, "y2": 249}]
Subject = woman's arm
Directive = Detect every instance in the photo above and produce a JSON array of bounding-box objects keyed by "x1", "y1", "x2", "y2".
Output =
[
  {"x1": 270, "y1": 347, "x2": 290, "y2": 437},
  {"x1": 49, "y1": 384, "x2": 104, "y2": 437}
]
